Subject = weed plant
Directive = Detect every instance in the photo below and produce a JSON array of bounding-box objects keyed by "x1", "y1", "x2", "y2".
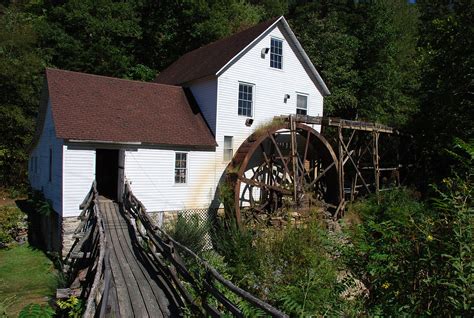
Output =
[
  {"x1": 0, "y1": 205, "x2": 25, "y2": 247},
  {"x1": 166, "y1": 213, "x2": 209, "y2": 255},
  {"x1": 342, "y1": 139, "x2": 473, "y2": 316}
]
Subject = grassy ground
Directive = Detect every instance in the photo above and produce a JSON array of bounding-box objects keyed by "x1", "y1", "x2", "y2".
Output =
[{"x1": 0, "y1": 244, "x2": 58, "y2": 317}]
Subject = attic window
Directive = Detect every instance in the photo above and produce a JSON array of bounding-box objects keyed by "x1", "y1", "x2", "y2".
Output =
[
  {"x1": 270, "y1": 38, "x2": 283, "y2": 69},
  {"x1": 296, "y1": 94, "x2": 308, "y2": 115}
]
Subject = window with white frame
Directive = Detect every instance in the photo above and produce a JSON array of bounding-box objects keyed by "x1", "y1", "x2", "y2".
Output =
[
  {"x1": 270, "y1": 38, "x2": 283, "y2": 69},
  {"x1": 174, "y1": 152, "x2": 187, "y2": 184},
  {"x1": 296, "y1": 94, "x2": 308, "y2": 115},
  {"x1": 238, "y1": 83, "x2": 254, "y2": 117},
  {"x1": 223, "y1": 136, "x2": 233, "y2": 161}
]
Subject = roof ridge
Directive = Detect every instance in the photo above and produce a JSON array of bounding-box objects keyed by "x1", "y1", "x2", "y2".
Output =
[
  {"x1": 46, "y1": 68, "x2": 183, "y2": 90},
  {"x1": 178, "y1": 16, "x2": 281, "y2": 60},
  {"x1": 155, "y1": 16, "x2": 282, "y2": 85}
]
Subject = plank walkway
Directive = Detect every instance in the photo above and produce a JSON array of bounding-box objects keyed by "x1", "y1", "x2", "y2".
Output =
[{"x1": 100, "y1": 198, "x2": 182, "y2": 317}]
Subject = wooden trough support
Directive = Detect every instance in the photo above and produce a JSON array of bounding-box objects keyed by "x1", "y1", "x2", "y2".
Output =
[{"x1": 277, "y1": 115, "x2": 410, "y2": 217}]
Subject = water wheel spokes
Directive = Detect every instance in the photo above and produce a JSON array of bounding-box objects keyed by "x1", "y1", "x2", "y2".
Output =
[{"x1": 230, "y1": 119, "x2": 340, "y2": 225}]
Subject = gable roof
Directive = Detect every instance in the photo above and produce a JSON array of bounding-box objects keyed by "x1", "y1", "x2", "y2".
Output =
[
  {"x1": 155, "y1": 16, "x2": 330, "y2": 96},
  {"x1": 41, "y1": 68, "x2": 216, "y2": 148}
]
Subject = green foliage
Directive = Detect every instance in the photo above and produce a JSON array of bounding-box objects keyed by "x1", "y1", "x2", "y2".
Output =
[
  {"x1": 57, "y1": 296, "x2": 83, "y2": 318},
  {"x1": 0, "y1": 6, "x2": 46, "y2": 187},
  {"x1": 0, "y1": 206, "x2": 25, "y2": 247},
  {"x1": 18, "y1": 303, "x2": 54, "y2": 318},
  {"x1": 344, "y1": 169, "x2": 473, "y2": 317},
  {"x1": 167, "y1": 213, "x2": 209, "y2": 255},
  {"x1": 213, "y1": 217, "x2": 360, "y2": 316},
  {"x1": 28, "y1": 190, "x2": 54, "y2": 216},
  {"x1": 138, "y1": 0, "x2": 264, "y2": 71},
  {"x1": 414, "y1": 1, "x2": 474, "y2": 183},
  {"x1": 343, "y1": 188, "x2": 431, "y2": 315},
  {"x1": 288, "y1": 0, "x2": 419, "y2": 126}
]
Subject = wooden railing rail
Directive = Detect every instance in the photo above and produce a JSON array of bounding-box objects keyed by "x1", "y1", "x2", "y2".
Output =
[
  {"x1": 123, "y1": 182, "x2": 288, "y2": 318},
  {"x1": 60, "y1": 181, "x2": 110, "y2": 318}
]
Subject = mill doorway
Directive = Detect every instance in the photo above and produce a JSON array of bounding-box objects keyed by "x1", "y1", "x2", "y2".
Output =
[{"x1": 96, "y1": 149, "x2": 120, "y2": 200}]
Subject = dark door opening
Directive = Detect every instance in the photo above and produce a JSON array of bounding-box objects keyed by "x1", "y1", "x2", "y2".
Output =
[{"x1": 96, "y1": 149, "x2": 119, "y2": 200}]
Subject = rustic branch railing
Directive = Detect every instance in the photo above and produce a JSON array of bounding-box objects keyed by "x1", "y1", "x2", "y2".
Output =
[
  {"x1": 60, "y1": 181, "x2": 109, "y2": 318},
  {"x1": 122, "y1": 182, "x2": 288, "y2": 318}
]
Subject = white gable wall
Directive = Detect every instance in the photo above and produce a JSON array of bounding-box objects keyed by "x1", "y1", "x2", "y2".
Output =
[
  {"x1": 62, "y1": 145, "x2": 95, "y2": 217},
  {"x1": 214, "y1": 24, "x2": 324, "y2": 182},
  {"x1": 29, "y1": 100, "x2": 63, "y2": 213}
]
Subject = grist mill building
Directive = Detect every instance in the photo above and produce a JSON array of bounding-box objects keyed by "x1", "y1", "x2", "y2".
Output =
[{"x1": 28, "y1": 16, "x2": 329, "y2": 253}]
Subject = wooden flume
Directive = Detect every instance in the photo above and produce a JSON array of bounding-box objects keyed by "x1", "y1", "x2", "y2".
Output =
[{"x1": 229, "y1": 114, "x2": 411, "y2": 224}]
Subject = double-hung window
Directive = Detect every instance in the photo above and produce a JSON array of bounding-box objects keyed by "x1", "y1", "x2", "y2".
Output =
[
  {"x1": 270, "y1": 38, "x2": 283, "y2": 69},
  {"x1": 238, "y1": 83, "x2": 253, "y2": 117},
  {"x1": 174, "y1": 152, "x2": 187, "y2": 184},
  {"x1": 296, "y1": 94, "x2": 308, "y2": 115},
  {"x1": 223, "y1": 136, "x2": 233, "y2": 161}
]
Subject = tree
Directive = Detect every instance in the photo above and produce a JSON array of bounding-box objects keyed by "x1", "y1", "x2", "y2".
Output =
[
  {"x1": 0, "y1": 6, "x2": 46, "y2": 186},
  {"x1": 288, "y1": 1, "x2": 360, "y2": 118},
  {"x1": 414, "y1": 0, "x2": 474, "y2": 183},
  {"x1": 31, "y1": 0, "x2": 143, "y2": 78},
  {"x1": 354, "y1": 0, "x2": 420, "y2": 126},
  {"x1": 138, "y1": 0, "x2": 263, "y2": 72}
]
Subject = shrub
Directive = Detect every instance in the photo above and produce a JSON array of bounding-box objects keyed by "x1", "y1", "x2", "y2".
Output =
[
  {"x1": 56, "y1": 296, "x2": 82, "y2": 318},
  {"x1": 0, "y1": 206, "x2": 25, "y2": 247},
  {"x1": 214, "y1": 217, "x2": 360, "y2": 316},
  {"x1": 343, "y1": 181, "x2": 473, "y2": 316},
  {"x1": 27, "y1": 190, "x2": 54, "y2": 216},
  {"x1": 166, "y1": 213, "x2": 210, "y2": 255}
]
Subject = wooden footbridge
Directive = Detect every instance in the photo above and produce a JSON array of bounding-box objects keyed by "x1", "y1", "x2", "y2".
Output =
[{"x1": 60, "y1": 182, "x2": 287, "y2": 317}]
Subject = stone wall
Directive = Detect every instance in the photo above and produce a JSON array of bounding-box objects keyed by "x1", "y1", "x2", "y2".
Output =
[{"x1": 62, "y1": 216, "x2": 81, "y2": 257}]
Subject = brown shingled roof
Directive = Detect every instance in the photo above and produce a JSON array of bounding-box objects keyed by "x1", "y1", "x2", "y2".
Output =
[
  {"x1": 45, "y1": 68, "x2": 216, "y2": 148},
  {"x1": 155, "y1": 17, "x2": 280, "y2": 85}
]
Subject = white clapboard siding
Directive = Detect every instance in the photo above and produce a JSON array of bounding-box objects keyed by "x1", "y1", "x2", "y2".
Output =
[
  {"x1": 213, "y1": 24, "x2": 324, "y2": 184},
  {"x1": 124, "y1": 147, "x2": 217, "y2": 212},
  {"x1": 29, "y1": 100, "x2": 63, "y2": 214},
  {"x1": 62, "y1": 145, "x2": 96, "y2": 217},
  {"x1": 188, "y1": 78, "x2": 218, "y2": 135}
]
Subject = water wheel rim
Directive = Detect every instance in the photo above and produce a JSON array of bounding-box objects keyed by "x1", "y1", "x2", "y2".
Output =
[{"x1": 230, "y1": 122, "x2": 340, "y2": 225}]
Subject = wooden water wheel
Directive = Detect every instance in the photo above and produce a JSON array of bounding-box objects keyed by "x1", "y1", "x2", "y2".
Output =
[{"x1": 228, "y1": 117, "x2": 341, "y2": 225}]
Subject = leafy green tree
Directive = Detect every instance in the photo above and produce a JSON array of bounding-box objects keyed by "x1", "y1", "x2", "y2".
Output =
[
  {"x1": 288, "y1": 1, "x2": 361, "y2": 118},
  {"x1": 414, "y1": 0, "x2": 474, "y2": 182},
  {"x1": 138, "y1": 0, "x2": 263, "y2": 72},
  {"x1": 354, "y1": 0, "x2": 420, "y2": 126},
  {"x1": 30, "y1": 0, "x2": 143, "y2": 78},
  {"x1": 0, "y1": 6, "x2": 46, "y2": 186}
]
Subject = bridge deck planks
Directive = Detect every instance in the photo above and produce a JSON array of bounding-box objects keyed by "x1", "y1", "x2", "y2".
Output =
[{"x1": 100, "y1": 198, "x2": 181, "y2": 317}]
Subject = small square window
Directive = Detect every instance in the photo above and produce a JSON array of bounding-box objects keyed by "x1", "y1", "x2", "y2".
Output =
[
  {"x1": 175, "y1": 152, "x2": 187, "y2": 184},
  {"x1": 296, "y1": 94, "x2": 308, "y2": 115},
  {"x1": 224, "y1": 136, "x2": 233, "y2": 161},
  {"x1": 238, "y1": 83, "x2": 254, "y2": 117},
  {"x1": 270, "y1": 38, "x2": 283, "y2": 69}
]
